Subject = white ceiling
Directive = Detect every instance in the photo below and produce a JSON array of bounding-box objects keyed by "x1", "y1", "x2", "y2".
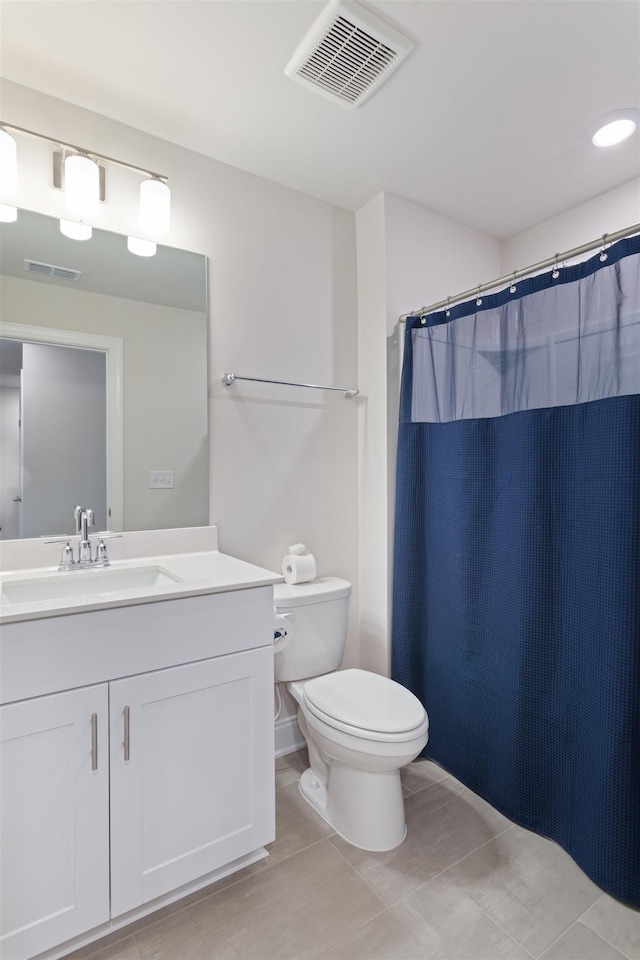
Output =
[{"x1": 1, "y1": 0, "x2": 639, "y2": 239}]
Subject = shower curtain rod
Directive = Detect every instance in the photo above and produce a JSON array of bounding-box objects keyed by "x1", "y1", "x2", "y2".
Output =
[{"x1": 400, "y1": 220, "x2": 640, "y2": 322}]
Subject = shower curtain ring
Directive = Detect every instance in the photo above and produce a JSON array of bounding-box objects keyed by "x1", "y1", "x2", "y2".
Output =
[
  {"x1": 445, "y1": 297, "x2": 452, "y2": 317},
  {"x1": 599, "y1": 234, "x2": 609, "y2": 261},
  {"x1": 509, "y1": 271, "x2": 517, "y2": 294},
  {"x1": 476, "y1": 285, "x2": 483, "y2": 306},
  {"x1": 552, "y1": 255, "x2": 560, "y2": 279}
]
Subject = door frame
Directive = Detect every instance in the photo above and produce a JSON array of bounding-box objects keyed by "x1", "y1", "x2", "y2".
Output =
[{"x1": 0, "y1": 322, "x2": 124, "y2": 533}]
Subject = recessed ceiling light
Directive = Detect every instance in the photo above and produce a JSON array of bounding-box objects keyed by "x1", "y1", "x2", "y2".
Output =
[{"x1": 589, "y1": 109, "x2": 639, "y2": 147}]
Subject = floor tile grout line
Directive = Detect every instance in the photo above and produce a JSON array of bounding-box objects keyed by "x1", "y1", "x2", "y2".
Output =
[
  {"x1": 401, "y1": 883, "x2": 539, "y2": 960},
  {"x1": 273, "y1": 835, "x2": 390, "y2": 960},
  {"x1": 536, "y1": 919, "x2": 588, "y2": 960},
  {"x1": 395, "y1": 820, "x2": 518, "y2": 908},
  {"x1": 577, "y1": 911, "x2": 638, "y2": 960},
  {"x1": 326, "y1": 809, "x2": 515, "y2": 916},
  {"x1": 270, "y1": 833, "x2": 342, "y2": 869},
  {"x1": 402, "y1": 771, "x2": 453, "y2": 798},
  {"x1": 326, "y1": 836, "x2": 391, "y2": 914},
  {"x1": 430, "y1": 824, "x2": 568, "y2": 959},
  {"x1": 125, "y1": 854, "x2": 275, "y2": 949},
  {"x1": 303, "y1": 903, "x2": 391, "y2": 960},
  {"x1": 388, "y1": 840, "x2": 539, "y2": 960},
  {"x1": 442, "y1": 838, "x2": 610, "y2": 960}
]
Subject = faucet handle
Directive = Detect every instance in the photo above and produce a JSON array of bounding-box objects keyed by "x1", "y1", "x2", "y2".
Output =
[
  {"x1": 94, "y1": 533, "x2": 122, "y2": 566},
  {"x1": 61, "y1": 542, "x2": 75, "y2": 567},
  {"x1": 96, "y1": 539, "x2": 109, "y2": 562},
  {"x1": 42, "y1": 538, "x2": 76, "y2": 569}
]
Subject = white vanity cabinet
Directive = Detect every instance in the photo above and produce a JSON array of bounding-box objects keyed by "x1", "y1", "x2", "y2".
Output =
[
  {"x1": 109, "y1": 647, "x2": 274, "y2": 917},
  {"x1": 0, "y1": 583, "x2": 276, "y2": 960},
  {"x1": 0, "y1": 685, "x2": 111, "y2": 960}
]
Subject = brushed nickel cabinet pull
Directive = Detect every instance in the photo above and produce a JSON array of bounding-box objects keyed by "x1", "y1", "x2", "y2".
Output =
[
  {"x1": 91, "y1": 713, "x2": 98, "y2": 771},
  {"x1": 124, "y1": 705, "x2": 130, "y2": 761}
]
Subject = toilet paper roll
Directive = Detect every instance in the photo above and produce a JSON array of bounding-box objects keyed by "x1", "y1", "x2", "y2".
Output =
[{"x1": 282, "y1": 552, "x2": 317, "y2": 584}]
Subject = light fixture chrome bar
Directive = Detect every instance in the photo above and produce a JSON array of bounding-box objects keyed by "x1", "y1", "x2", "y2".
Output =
[
  {"x1": 400, "y1": 220, "x2": 640, "y2": 322},
  {"x1": 0, "y1": 121, "x2": 167, "y2": 181},
  {"x1": 221, "y1": 372, "x2": 358, "y2": 399}
]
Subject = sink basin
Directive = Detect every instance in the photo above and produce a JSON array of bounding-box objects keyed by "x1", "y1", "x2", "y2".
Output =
[{"x1": 0, "y1": 565, "x2": 182, "y2": 605}]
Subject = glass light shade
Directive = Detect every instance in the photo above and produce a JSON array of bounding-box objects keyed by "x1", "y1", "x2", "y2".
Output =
[
  {"x1": 0, "y1": 128, "x2": 18, "y2": 195},
  {"x1": 60, "y1": 219, "x2": 92, "y2": 241},
  {"x1": 65, "y1": 154, "x2": 100, "y2": 217},
  {"x1": 139, "y1": 178, "x2": 170, "y2": 235},
  {"x1": 127, "y1": 236, "x2": 157, "y2": 257},
  {"x1": 592, "y1": 118, "x2": 637, "y2": 147},
  {"x1": 0, "y1": 203, "x2": 17, "y2": 222}
]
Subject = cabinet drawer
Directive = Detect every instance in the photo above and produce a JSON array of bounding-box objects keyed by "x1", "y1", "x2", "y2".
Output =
[{"x1": 1, "y1": 586, "x2": 274, "y2": 704}]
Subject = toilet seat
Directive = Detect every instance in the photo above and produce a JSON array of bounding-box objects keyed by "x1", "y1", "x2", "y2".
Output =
[{"x1": 302, "y1": 669, "x2": 428, "y2": 743}]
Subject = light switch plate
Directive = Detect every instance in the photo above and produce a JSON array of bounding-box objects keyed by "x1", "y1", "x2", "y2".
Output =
[{"x1": 149, "y1": 471, "x2": 174, "y2": 489}]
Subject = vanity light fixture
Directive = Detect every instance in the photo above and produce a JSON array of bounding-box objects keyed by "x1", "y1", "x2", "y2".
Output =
[
  {"x1": 60, "y1": 218, "x2": 92, "y2": 241},
  {"x1": 64, "y1": 153, "x2": 100, "y2": 218},
  {"x1": 0, "y1": 126, "x2": 18, "y2": 222},
  {"x1": 139, "y1": 178, "x2": 170, "y2": 235},
  {"x1": 0, "y1": 121, "x2": 171, "y2": 239},
  {"x1": 589, "y1": 109, "x2": 639, "y2": 147},
  {"x1": 0, "y1": 126, "x2": 18, "y2": 195},
  {"x1": 127, "y1": 236, "x2": 157, "y2": 257}
]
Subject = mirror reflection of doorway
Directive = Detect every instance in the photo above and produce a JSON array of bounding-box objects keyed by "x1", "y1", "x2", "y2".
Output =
[{"x1": 0, "y1": 339, "x2": 107, "y2": 539}]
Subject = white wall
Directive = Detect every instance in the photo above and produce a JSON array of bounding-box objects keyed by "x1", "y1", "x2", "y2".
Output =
[
  {"x1": 356, "y1": 192, "x2": 501, "y2": 676},
  {"x1": 502, "y1": 177, "x2": 640, "y2": 271},
  {"x1": 356, "y1": 194, "x2": 388, "y2": 674}
]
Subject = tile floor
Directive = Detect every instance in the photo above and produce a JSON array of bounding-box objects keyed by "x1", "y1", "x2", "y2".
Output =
[{"x1": 67, "y1": 750, "x2": 639, "y2": 960}]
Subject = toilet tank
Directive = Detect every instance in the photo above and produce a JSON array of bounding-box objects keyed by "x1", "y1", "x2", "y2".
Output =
[{"x1": 273, "y1": 577, "x2": 351, "y2": 681}]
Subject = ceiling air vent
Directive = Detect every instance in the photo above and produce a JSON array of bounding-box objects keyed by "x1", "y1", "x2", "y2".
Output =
[
  {"x1": 23, "y1": 259, "x2": 81, "y2": 282},
  {"x1": 285, "y1": 0, "x2": 414, "y2": 109}
]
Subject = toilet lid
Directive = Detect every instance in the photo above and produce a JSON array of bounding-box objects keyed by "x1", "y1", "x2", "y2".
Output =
[{"x1": 303, "y1": 669, "x2": 426, "y2": 735}]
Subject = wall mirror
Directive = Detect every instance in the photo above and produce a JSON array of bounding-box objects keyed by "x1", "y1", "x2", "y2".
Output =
[{"x1": 0, "y1": 209, "x2": 209, "y2": 539}]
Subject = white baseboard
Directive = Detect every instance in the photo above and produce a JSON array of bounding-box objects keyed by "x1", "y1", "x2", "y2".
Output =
[{"x1": 274, "y1": 714, "x2": 305, "y2": 757}]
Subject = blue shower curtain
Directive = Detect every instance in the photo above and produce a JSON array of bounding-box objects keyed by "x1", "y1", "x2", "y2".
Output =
[{"x1": 392, "y1": 236, "x2": 640, "y2": 906}]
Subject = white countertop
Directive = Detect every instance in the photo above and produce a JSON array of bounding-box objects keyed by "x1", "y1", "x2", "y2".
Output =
[{"x1": 0, "y1": 550, "x2": 283, "y2": 625}]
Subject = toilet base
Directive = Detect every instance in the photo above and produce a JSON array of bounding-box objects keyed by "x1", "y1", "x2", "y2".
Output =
[{"x1": 299, "y1": 764, "x2": 407, "y2": 852}]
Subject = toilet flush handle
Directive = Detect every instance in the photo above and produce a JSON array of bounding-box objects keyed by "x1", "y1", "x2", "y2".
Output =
[
  {"x1": 274, "y1": 609, "x2": 294, "y2": 653},
  {"x1": 276, "y1": 610, "x2": 295, "y2": 622}
]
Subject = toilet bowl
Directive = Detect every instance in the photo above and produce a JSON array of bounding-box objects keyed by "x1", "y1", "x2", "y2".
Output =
[{"x1": 274, "y1": 578, "x2": 428, "y2": 851}]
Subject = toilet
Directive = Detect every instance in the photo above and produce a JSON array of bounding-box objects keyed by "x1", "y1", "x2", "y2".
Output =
[{"x1": 273, "y1": 577, "x2": 429, "y2": 852}]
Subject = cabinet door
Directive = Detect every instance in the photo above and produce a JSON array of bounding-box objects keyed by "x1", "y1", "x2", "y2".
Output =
[
  {"x1": 0, "y1": 685, "x2": 110, "y2": 960},
  {"x1": 110, "y1": 647, "x2": 274, "y2": 917}
]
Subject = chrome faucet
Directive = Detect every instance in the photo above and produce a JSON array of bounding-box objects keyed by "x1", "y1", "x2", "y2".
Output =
[
  {"x1": 75, "y1": 504, "x2": 95, "y2": 564},
  {"x1": 44, "y1": 505, "x2": 122, "y2": 570}
]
